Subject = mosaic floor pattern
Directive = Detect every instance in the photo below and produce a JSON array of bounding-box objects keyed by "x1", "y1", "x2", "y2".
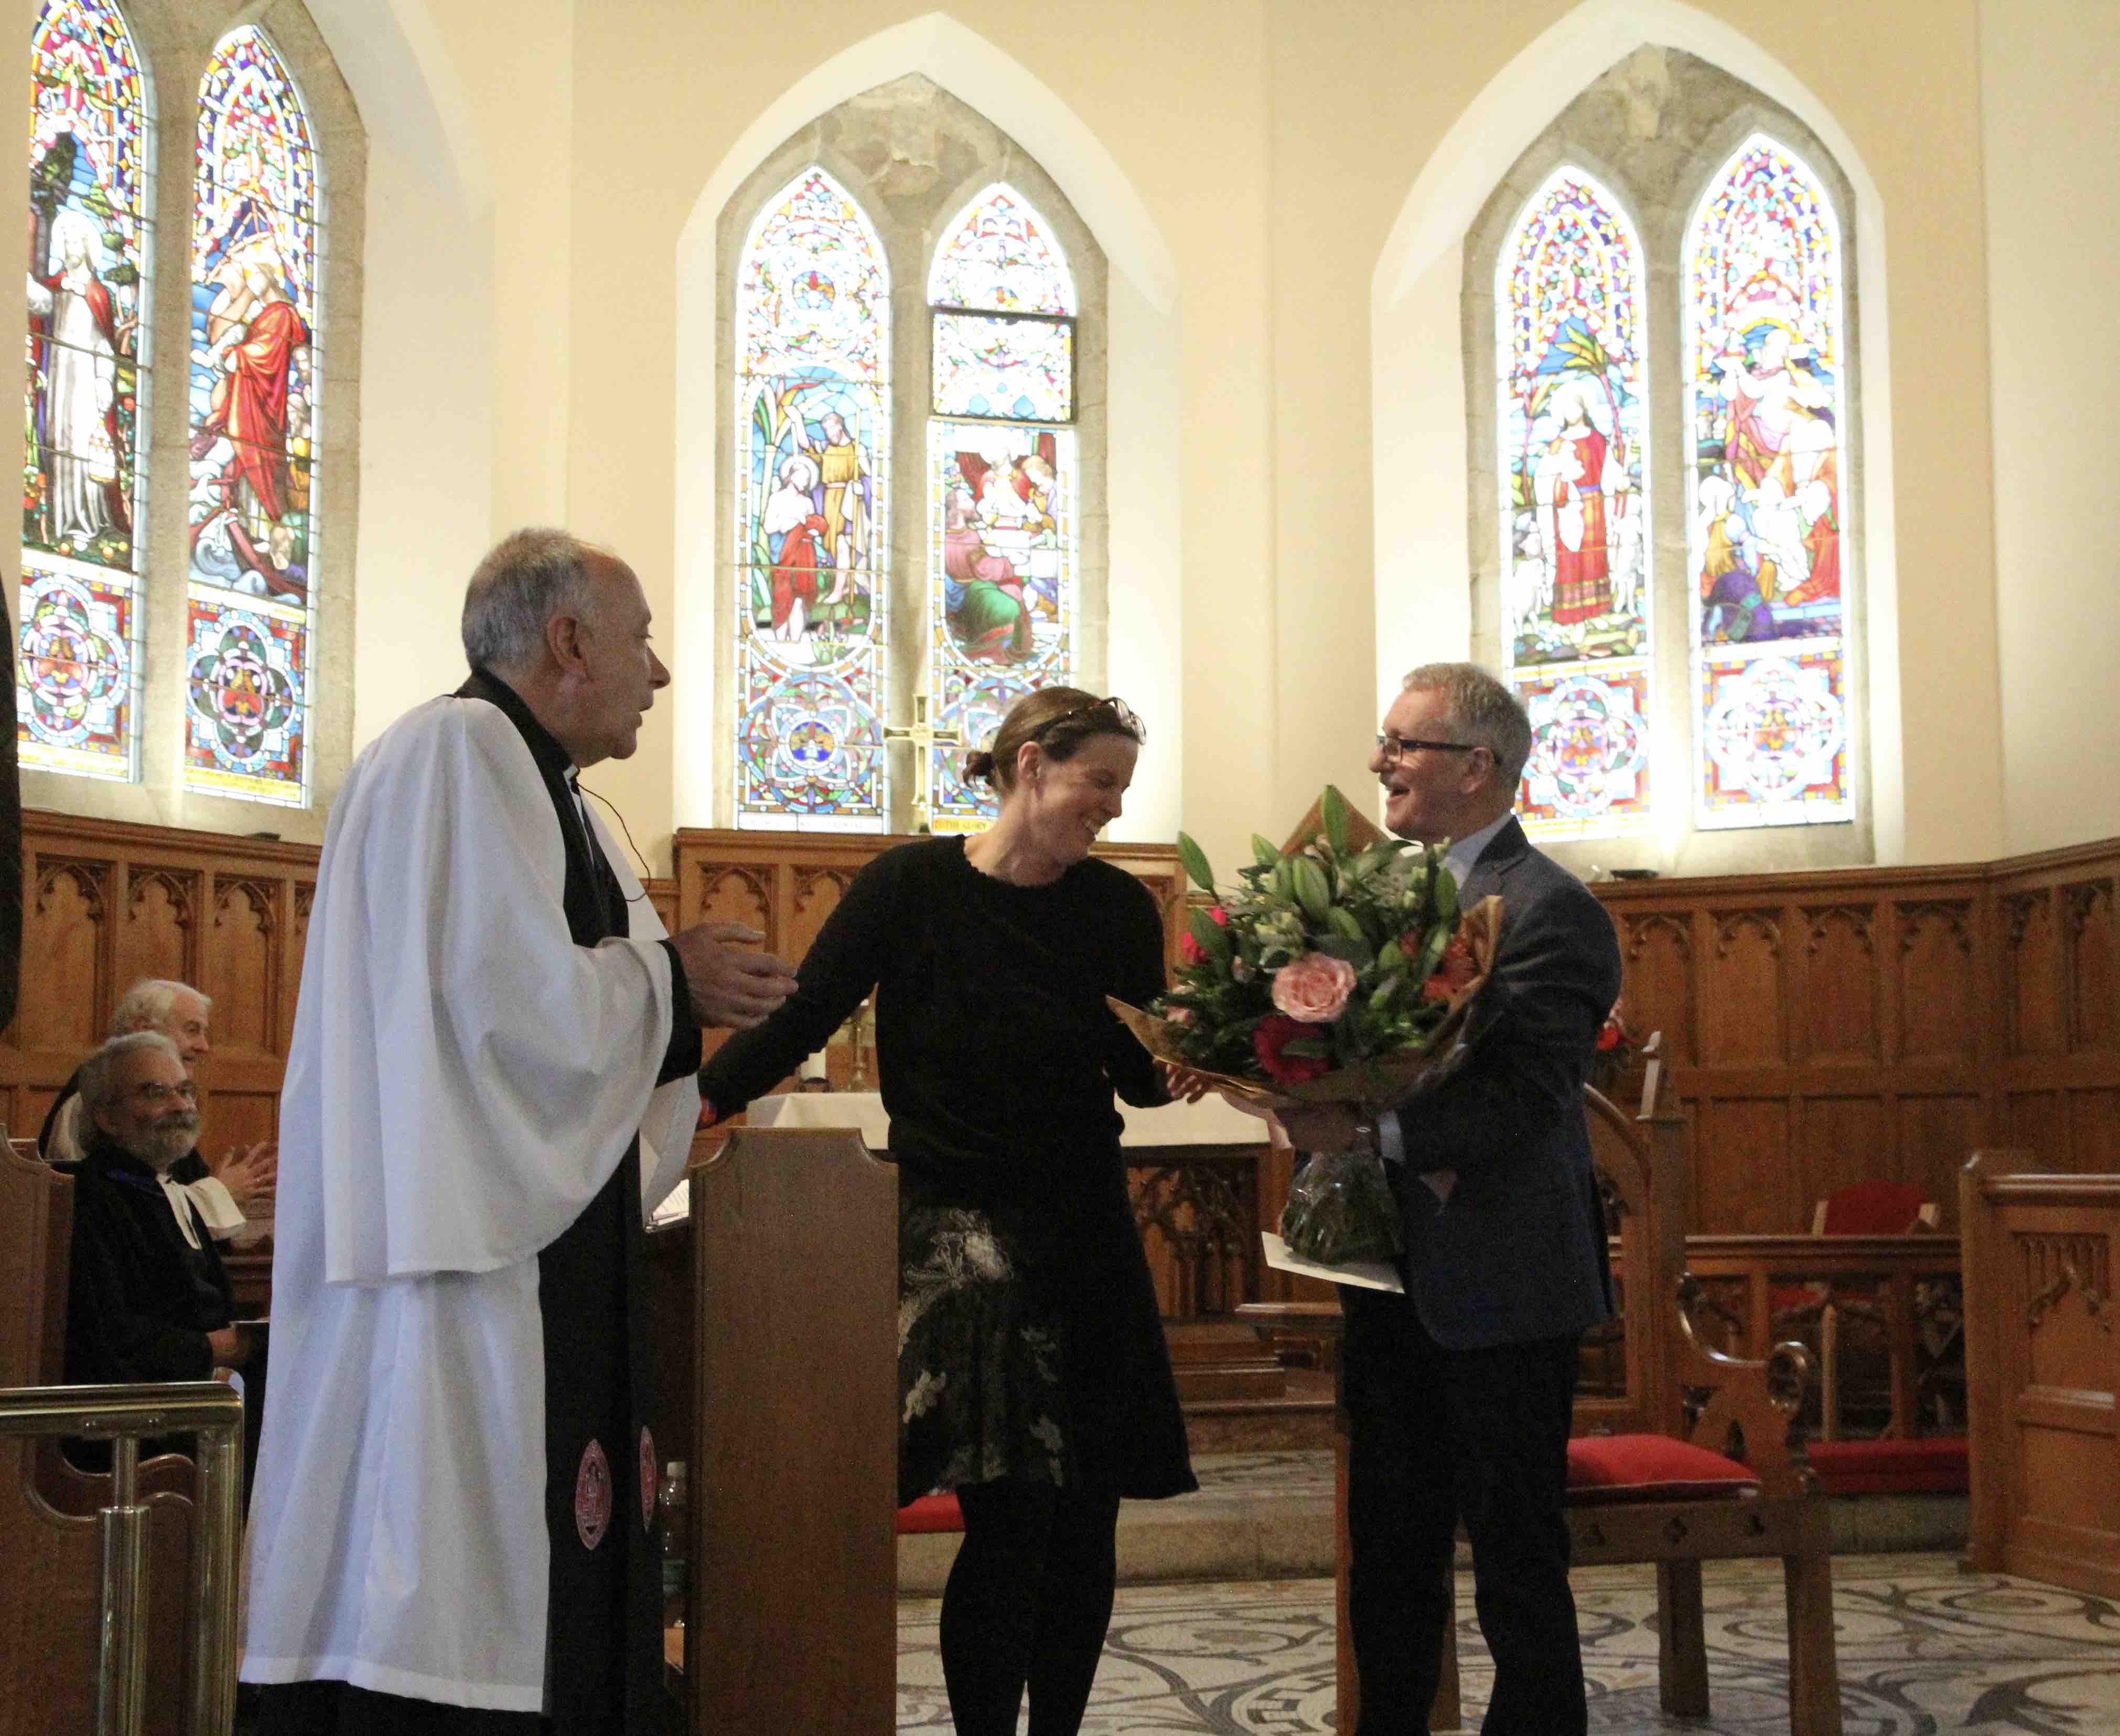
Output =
[{"x1": 896, "y1": 1552, "x2": 2120, "y2": 1733}]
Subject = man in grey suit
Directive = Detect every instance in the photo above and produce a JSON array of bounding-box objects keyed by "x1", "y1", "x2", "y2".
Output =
[{"x1": 1280, "y1": 662, "x2": 1621, "y2": 1735}]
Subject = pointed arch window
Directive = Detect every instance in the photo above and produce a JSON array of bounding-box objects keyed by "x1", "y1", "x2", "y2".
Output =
[
  {"x1": 20, "y1": 0, "x2": 152, "y2": 780},
  {"x1": 183, "y1": 24, "x2": 321, "y2": 805},
  {"x1": 1686, "y1": 135, "x2": 1850, "y2": 827},
  {"x1": 1495, "y1": 168, "x2": 1651, "y2": 840},
  {"x1": 731, "y1": 167, "x2": 890, "y2": 831},
  {"x1": 925, "y1": 185, "x2": 1075, "y2": 832}
]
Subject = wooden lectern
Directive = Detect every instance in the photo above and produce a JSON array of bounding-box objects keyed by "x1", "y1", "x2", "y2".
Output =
[{"x1": 682, "y1": 1128, "x2": 898, "y2": 1733}]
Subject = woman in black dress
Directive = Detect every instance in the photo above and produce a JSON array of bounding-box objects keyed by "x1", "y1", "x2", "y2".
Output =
[{"x1": 698, "y1": 686, "x2": 1194, "y2": 1735}]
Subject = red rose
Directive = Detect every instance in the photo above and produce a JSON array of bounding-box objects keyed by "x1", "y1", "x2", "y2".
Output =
[
  {"x1": 1596, "y1": 1007, "x2": 1628, "y2": 1052},
  {"x1": 1178, "y1": 903, "x2": 1230, "y2": 966},
  {"x1": 1420, "y1": 932, "x2": 1479, "y2": 1005},
  {"x1": 1255, "y1": 1014, "x2": 1331, "y2": 1086}
]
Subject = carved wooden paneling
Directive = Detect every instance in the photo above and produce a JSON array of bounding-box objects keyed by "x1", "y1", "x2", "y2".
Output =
[
  {"x1": 5, "y1": 812, "x2": 322, "y2": 1153},
  {"x1": 1897, "y1": 901, "x2": 1977, "y2": 1064},
  {"x1": 2065, "y1": 880, "x2": 2115, "y2": 1054},
  {"x1": 1798, "y1": 1096, "x2": 1889, "y2": 1217},
  {"x1": 788, "y1": 868, "x2": 853, "y2": 962},
  {"x1": 694, "y1": 864, "x2": 772, "y2": 939},
  {"x1": 1694, "y1": 1097, "x2": 1791, "y2": 1232},
  {"x1": 20, "y1": 859, "x2": 108, "y2": 1057},
  {"x1": 1703, "y1": 910, "x2": 1784, "y2": 1066},
  {"x1": 205, "y1": 879, "x2": 278, "y2": 1056},
  {"x1": 117, "y1": 868, "x2": 199, "y2": 991},
  {"x1": 2068, "y1": 1091, "x2": 2120, "y2": 1177},
  {"x1": 1620, "y1": 912, "x2": 1695, "y2": 1064},
  {"x1": 1897, "y1": 1094, "x2": 1986, "y2": 1229},
  {"x1": 2004, "y1": 890, "x2": 2065, "y2": 1056},
  {"x1": 1799, "y1": 904, "x2": 1879, "y2": 1063}
]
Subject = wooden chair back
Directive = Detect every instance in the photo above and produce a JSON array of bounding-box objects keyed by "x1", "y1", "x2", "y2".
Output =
[
  {"x1": 0, "y1": 1142, "x2": 200, "y2": 1736},
  {"x1": 1577, "y1": 1089, "x2": 1687, "y2": 1438}
]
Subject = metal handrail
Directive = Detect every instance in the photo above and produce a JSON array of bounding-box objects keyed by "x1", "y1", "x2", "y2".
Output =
[{"x1": 0, "y1": 1382, "x2": 243, "y2": 1736}]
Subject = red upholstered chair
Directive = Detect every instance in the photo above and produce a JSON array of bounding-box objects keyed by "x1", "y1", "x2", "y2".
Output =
[{"x1": 895, "y1": 1491, "x2": 964, "y2": 1535}]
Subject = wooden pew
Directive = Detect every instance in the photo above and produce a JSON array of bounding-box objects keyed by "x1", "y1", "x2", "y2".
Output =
[
  {"x1": 0, "y1": 1142, "x2": 208, "y2": 1735},
  {"x1": 1962, "y1": 1151, "x2": 2120, "y2": 1597}
]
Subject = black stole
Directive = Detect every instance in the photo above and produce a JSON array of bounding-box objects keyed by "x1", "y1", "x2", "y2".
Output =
[{"x1": 456, "y1": 670, "x2": 663, "y2": 1734}]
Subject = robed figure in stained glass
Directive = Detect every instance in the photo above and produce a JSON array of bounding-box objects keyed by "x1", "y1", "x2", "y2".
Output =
[
  {"x1": 25, "y1": 208, "x2": 130, "y2": 551},
  {"x1": 761, "y1": 452, "x2": 826, "y2": 650},
  {"x1": 1533, "y1": 383, "x2": 1630, "y2": 627},
  {"x1": 941, "y1": 487, "x2": 1034, "y2": 661},
  {"x1": 190, "y1": 239, "x2": 311, "y2": 599}
]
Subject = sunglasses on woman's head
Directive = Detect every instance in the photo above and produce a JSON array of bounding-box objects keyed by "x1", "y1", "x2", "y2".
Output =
[{"x1": 1035, "y1": 696, "x2": 1146, "y2": 745}]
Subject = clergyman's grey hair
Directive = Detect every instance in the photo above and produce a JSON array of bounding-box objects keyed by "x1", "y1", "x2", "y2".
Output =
[
  {"x1": 77, "y1": 1030, "x2": 185, "y2": 1120},
  {"x1": 1401, "y1": 661, "x2": 1534, "y2": 791},
  {"x1": 461, "y1": 528, "x2": 596, "y2": 671},
  {"x1": 108, "y1": 977, "x2": 211, "y2": 1039}
]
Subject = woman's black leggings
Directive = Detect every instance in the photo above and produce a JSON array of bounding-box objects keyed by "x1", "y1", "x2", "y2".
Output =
[{"x1": 940, "y1": 1476, "x2": 1124, "y2": 1735}]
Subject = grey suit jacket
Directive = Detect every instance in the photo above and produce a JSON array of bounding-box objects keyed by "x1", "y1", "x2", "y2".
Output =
[{"x1": 1385, "y1": 816, "x2": 1622, "y2": 1350}]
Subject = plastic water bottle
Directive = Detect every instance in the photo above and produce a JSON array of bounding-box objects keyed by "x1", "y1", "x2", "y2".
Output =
[{"x1": 659, "y1": 1461, "x2": 689, "y2": 1624}]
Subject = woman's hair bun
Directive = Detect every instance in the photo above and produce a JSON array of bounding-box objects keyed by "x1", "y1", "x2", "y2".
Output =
[{"x1": 963, "y1": 749, "x2": 997, "y2": 783}]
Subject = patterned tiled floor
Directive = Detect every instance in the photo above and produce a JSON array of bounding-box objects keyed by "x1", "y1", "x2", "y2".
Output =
[{"x1": 896, "y1": 1552, "x2": 2120, "y2": 1732}]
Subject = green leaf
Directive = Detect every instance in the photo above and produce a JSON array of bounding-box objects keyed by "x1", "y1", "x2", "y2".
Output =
[
  {"x1": 1252, "y1": 833, "x2": 1281, "y2": 867},
  {"x1": 1271, "y1": 858, "x2": 1295, "y2": 905},
  {"x1": 1433, "y1": 863, "x2": 1460, "y2": 928},
  {"x1": 1290, "y1": 856, "x2": 1332, "y2": 924},
  {"x1": 1413, "y1": 923, "x2": 1450, "y2": 981},
  {"x1": 1320, "y1": 785, "x2": 1351, "y2": 855},
  {"x1": 1188, "y1": 907, "x2": 1233, "y2": 964},
  {"x1": 1176, "y1": 832, "x2": 1217, "y2": 894}
]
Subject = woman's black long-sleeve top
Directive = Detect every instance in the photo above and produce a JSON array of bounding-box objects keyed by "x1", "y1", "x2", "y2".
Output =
[{"x1": 700, "y1": 835, "x2": 1171, "y2": 1225}]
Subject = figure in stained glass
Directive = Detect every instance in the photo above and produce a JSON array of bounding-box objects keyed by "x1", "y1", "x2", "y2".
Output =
[
  {"x1": 734, "y1": 168, "x2": 890, "y2": 828},
  {"x1": 189, "y1": 26, "x2": 317, "y2": 605},
  {"x1": 25, "y1": 0, "x2": 149, "y2": 574},
  {"x1": 1686, "y1": 135, "x2": 1849, "y2": 825},
  {"x1": 1494, "y1": 168, "x2": 1651, "y2": 839}
]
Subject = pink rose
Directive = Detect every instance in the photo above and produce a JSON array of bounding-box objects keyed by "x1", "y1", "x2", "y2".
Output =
[{"x1": 1271, "y1": 952, "x2": 1358, "y2": 1023}]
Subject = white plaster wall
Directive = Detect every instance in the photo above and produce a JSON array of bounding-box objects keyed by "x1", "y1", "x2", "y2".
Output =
[{"x1": 1979, "y1": 0, "x2": 2120, "y2": 857}]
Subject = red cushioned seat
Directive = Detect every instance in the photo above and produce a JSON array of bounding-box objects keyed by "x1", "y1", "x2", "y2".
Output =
[
  {"x1": 1805, "y1": 1436, "x2": 1967, "y2": 1496},
  {"x1": 1565, "y1": 1433, "x2": 1760, "y2": 1504},
  {"x1": 895, "y1": 1492, "x2": 965, "y2": 1535}
]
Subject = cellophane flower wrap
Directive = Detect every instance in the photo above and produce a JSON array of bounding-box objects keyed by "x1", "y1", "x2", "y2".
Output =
[{"x1": 1107, "y1": 787, "x2": 1502, "y2": 1268}]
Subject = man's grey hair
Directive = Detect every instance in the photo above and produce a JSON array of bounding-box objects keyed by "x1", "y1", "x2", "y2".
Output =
[
  {"x1": 461, "y1": 527, "x2": 598, "y2": 671},
  {"x1": 77, "y1": 1031, "x2": 185, "y2": 1121},
  {"x1": 1401, "y1": 662, "x2": 1534, "y2": 791},
  {"x1": 108, "y1": 978, "x2": 211, "y2": 1038}
]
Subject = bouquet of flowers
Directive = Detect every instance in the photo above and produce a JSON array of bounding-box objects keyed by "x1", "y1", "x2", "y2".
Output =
[{"x1": 1109, "y1": 788, "x2": 1502, "y2": 1265}]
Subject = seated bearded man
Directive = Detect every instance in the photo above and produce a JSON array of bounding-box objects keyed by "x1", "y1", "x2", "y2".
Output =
[{"x1": 60, "y1": 1031, "x2": 257, "y2": 1467}]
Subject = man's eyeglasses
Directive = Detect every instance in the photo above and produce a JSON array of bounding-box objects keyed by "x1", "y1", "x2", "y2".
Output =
[
  {"x1": 133, "y1": 1080, "x2": 198, "y2": 1105},
  {"x1": 1037, "y1": 696, "x2": 1146, "y2": 746},
  {"x1": 1374, "y1": 733, "x2": 1483, "y2": 764}
]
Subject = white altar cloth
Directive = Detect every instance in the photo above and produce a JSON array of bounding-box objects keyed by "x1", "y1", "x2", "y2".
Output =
[{"x1": 744, "y1": 1090, "x2": 1266, "y2": 1150}]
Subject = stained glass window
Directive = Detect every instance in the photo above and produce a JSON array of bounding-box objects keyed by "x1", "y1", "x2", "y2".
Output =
[
  {"x1": 926, "y1": 186, "x2": 1075, "y2": 831},
  {"x1": 1686, "y1": 136, "x2": 1849, "y2": 827},
  {"x1": 733, "y1": 168, "x2": 889, "y2": 830},
  {"x1": 185, "y1": 25, "x2": 318, "y2": 804},
  {"x1": 1495, "y1": 168, "x2": 1651, "y2": 839},
  {"x1": 21, "y1": 0, "x2": 151, "y2": 780}
]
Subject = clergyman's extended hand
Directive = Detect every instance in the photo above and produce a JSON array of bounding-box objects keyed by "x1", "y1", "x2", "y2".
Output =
[
  {"x1": 212, "y1": 1140, "x2": 279, "y2": 1212},
  {"x1": 672, "y1": 922, "x2": 799, "y2": 1029}
]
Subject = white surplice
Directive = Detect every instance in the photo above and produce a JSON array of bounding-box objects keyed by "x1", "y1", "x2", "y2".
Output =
[{"x1": 241, "y1": 695, "x2": 699, "y2": 1711}]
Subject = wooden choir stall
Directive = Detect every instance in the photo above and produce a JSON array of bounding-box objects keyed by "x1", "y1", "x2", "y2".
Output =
[{"x1": 1963, "y1": 1153, "x2": 2120, "y2": 1598}]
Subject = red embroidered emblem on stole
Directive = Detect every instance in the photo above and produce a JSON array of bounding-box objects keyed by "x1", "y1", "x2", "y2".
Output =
[
  {"x1": 640, "y1": 1427, "x2": 658, "y2": 1530},
  {"x1": 575, "y1": 1439, "x2": 612, "y2": 1550}
]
